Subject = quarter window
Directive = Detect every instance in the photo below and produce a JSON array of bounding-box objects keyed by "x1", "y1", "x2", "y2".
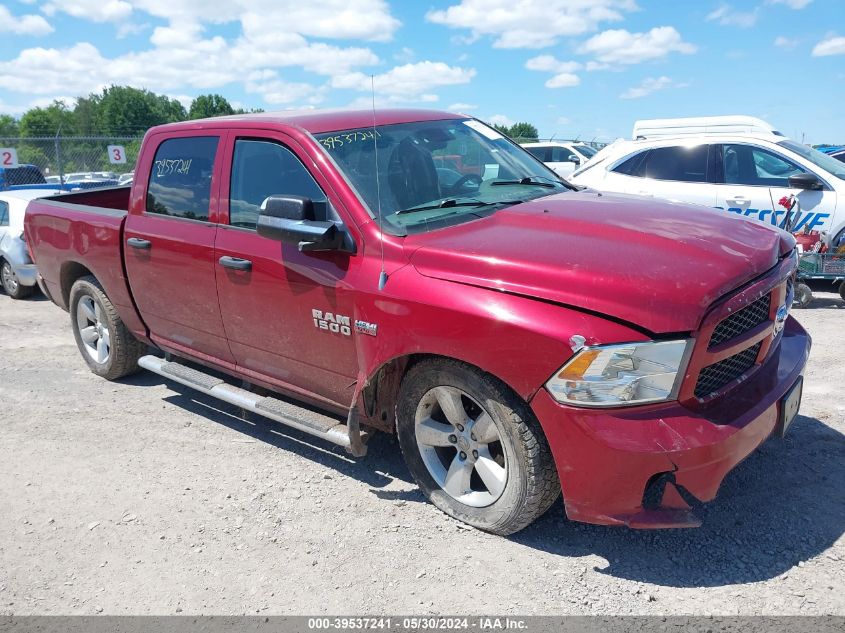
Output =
[
  {"x1": 0, "y1": 201, "x2": 9, "y2": 227},
  {"x1": 229, "y1": 139, "x2": 327, "y2": 230},
  {"x1": 723, "y1": 144, "x2": 805, "y2": 187},
  {"x1": 612, "y1": 151, "x2": 647, "y2": 177},
  {"x1": 146, "y1": 136, "x2": 219, "y2": 221}
]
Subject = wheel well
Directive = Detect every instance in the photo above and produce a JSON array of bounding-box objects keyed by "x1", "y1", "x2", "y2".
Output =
[
  {"x1": 361, "y1": 353, "x2": 526, "y2": 434},
  {"x1": 59, "y1": 262, "x2": 94, "y2": 309}
]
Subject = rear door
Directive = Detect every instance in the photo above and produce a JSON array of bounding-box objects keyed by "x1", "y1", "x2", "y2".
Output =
[
  {"x1": 124, "y1": 132, "x2": 235, "y2": 363},
  {"x1": 213, "y1": 131, "x2": 360, "y2": 406}
]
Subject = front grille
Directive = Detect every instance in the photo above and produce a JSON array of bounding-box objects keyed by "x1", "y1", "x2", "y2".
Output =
[
  {"x1": 708, "y1": 294, "x2": 770, "y2": 349},
  {"x1": 695, "y1": 342, "x2": 762, "y2": 399}
]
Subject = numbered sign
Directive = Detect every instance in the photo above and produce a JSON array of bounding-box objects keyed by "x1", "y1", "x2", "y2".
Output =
[
  {"x1": 107, "y1": 145, "x2": 127, "y2": 165},
  {"x1": 1, "y1": 148, "x2": 19, "y2": 168}
]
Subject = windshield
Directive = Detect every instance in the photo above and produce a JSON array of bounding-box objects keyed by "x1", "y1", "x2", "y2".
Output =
[
  {"x1": 314, "y1": 118, "x2": 571, "y2": 235},
  {"x1": 573, "y1": 144, "x2": 598, "y2": 158},
  {"x1": 778, "y1": 139, "x2": 845, "y2": 180}
]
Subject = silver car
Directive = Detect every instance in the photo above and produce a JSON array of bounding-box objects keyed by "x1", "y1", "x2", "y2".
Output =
[{"x1": 0, "y1": 189, "x2": 57, "y2": 299}]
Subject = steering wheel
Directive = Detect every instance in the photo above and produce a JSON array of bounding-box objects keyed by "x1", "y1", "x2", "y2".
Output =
[{"x1": 450, "y1": 173, "x2": 483, "y2": 192}]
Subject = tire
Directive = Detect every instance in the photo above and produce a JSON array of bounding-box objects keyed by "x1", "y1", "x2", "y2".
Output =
[
  {"x1": 1, "y1": 259, "x2": 34, "y2": 300},
  {"x1": 793, "y1": 282, "x2": 813, "y2": 309},
  {"x1": 839, "y1": 280, "x2": 845, "y2": 303},
  {"x1": 69, "y1": 275, "x2": 146, "y2": 380},
  {"x1": 396, "y1": 358, "x2": 560, "y2": 535}
]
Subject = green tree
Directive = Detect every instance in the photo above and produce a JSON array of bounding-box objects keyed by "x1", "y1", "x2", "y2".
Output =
[
  {"x1": 0, "y1": 114, "x2": 19, "y2": 137},
  {"x1": 189, "y1": 94, "x2": 235, "y2": 120},
  {"x1": 19, "y1": 101, "x2": 75, "y2": 137},
  {"x1": 492, "y1": 121, "x2": 539, "y2": 141},
  {"x1": 94, "y1": 85, "x2": 180, "y2": 135}
]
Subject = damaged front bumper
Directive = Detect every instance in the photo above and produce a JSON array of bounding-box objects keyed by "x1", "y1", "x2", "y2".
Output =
[{"x1": 530, "y1": 317, "x2": 811, "y2": 528}]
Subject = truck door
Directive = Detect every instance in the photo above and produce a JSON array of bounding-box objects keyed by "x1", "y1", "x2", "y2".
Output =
[
  {"x1": 213, "y1": 132, "x2": 360, "y2": 407},
  {"x1": 124, "y1": 133, "x2": 235, "y2": 363}
]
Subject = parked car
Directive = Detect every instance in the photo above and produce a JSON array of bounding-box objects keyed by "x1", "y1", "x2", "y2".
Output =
[
  {"x1": 0, "y1": 189, "x2": 56, "y2": 298},
  {"x1": 571, "y1": 116, "x2": 845, "y2": 246},
  {"x1": 818, "y1": 146, "x2": 845, "y2": 164},
  {"x1": 521, "y1": 141, "x2": 598, "y2": 177},
  {"x1": 0, "y1": 163, "x2": 48, "y2": 191},
  {"x1": 25, "y1": 110, "x2": 809, "y2": 534}
]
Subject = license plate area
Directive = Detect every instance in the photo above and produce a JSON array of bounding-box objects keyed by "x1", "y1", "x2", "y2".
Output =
[{"x1": 778, "y1": 376, "x2": 803, "y2": 437}]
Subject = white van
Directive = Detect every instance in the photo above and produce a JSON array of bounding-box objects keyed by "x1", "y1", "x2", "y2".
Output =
[
  {"x1": 521, "y1": 141, "x2": 600, "y2": 177},
  {"x1": 571, "y1": 117, "x2": 845, "y2": 245}
]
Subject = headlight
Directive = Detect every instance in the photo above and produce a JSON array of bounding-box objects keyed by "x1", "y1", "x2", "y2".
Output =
[{"x1": 545, "y1": 340, "x2": 692, "y2": 407}]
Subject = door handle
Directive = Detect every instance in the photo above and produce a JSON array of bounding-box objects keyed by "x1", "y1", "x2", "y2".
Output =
[
  {"x1": 219, "y1": 256, "x2": 252, "y2": 271},
  {"x1": 727, "y1": 196, "x2": 749, "y2": 205},
  {"x1": 126, "y1": 237, "x2": 152, "y2": 250}
]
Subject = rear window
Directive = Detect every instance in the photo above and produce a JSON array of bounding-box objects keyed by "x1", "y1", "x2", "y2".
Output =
[
  {"x1": 146, "y1": 136, "x2": 218, "y2": 221},
  {"x1": 2, "y1": 165, "x2": 46, "y2": 186}
]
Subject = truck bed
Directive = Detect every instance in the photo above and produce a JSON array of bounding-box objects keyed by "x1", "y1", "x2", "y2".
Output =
[{"x1": 23, "y1": 186, "x2": 147, "y2": 339}]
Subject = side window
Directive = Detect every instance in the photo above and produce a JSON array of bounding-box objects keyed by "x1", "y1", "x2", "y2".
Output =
[
  {"x1": 642, "y1": 145, "x2": 709, "y2": 182},
  {"x1": 0, "y1": 201, "x2": 9, "y2": 227},
  {"x1": 550, "y1": 147, "x2": 576, "y2": 162},
  {"x1": 229, "y1": 139, "x2": 327, "y2": 230},
  {"x1": 612, "y1": 151, "x2": 647, "y2": 177},
  {"x1": 723, "y1": 144, "x2": 804, "y2": 187},
  {"x1": 525, "y1": 146, "x2": 549, "y2": 161},
  {"x1": 146, "y1": 136, "x2": 219, "y2": 221}
]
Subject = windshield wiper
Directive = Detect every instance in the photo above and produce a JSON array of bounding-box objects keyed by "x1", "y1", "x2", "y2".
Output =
[
  {"x1": 393, "y1": 198, "x2": 496, "y2": 215},
  {"x1": 490, "y1": 177, "x2": 557, "y2": 188}
]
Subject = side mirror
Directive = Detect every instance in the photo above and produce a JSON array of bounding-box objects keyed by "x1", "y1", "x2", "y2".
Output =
[
  {"x1": 567, "y1": 154, "x2": 581, "y2": 164},
  {"x1": 257, "y1": 195, "x2": 351, "y2": 253},
  {"x1": 788, "y1": 172, "x2": 824, "y2": 191}
]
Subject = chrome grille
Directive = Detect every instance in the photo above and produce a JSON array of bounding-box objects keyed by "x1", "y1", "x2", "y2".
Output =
[
  {"x1": 695, "y1": 342, "x2": 762, "y2": 399},
  {"x1": 708, "y1": 295, "x2": 770, "y2": 349}
]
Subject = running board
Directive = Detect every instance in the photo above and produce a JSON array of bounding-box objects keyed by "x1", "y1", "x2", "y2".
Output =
[{"x1": 137, "y1": 355, "x2": 367, "y2": 457}]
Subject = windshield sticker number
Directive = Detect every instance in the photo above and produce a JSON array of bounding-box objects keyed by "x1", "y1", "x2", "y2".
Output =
[
  {"x1": 319, "y1": 130, "x2": 380, "y2": 150},
  {"x1": 154, "y1": 158, "x2": 193, "y2": 177},
  {"x1": 463, "y1": 120, "x2": 503, "y2": 141}
]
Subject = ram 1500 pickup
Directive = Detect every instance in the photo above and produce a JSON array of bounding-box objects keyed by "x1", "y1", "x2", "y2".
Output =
[{"x1": 24, "y1": 110, "x2": 811, "y2": 534}]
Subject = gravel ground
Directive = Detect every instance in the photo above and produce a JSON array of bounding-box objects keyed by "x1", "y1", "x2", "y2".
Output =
[{"x1": 1, "y1": 287, "x2": 843, "y2": 616}]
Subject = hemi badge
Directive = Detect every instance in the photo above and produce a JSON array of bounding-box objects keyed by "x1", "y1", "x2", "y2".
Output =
[{"x1": 355, "y1": 320, "x2": 378, "y2": 337}]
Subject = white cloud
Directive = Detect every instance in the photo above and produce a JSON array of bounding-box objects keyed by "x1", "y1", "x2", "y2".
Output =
[
  {"x1": 812, "y1": 35, "x2": 845, "y2": 57},
  {"x1": 556, "y1": 116, "x2": 571, "y2": 125},
  {"x1": 426, "y1": 0, "x2": 638, "y2": 49},
  {"x1": 486, "y1": 114, "x2": 514, "y2": 127},
  {"x1": 767, "y1": 0, "x2": 812, "y2": 8},
  {"x1": 774, "y1": 36, "x2": 799, "y2": 49},
  {"x1": 706, "y1": 5, "x2": 759, "y2": 28},
  {"x1": 581, "y1": 26, "x2": 696, "y2": 65},
  {"x1": 448, "y1": 102, "x2": 478, "y2": 111},
  {"x1": 42, "y1": 0, "x2": 132, "y2": 22},
  {"x1": 525, "y1": 56, "x2": 582, "y2": 89},
  {"x1": 0, "y1": 5, "x2": 53, "y2": 35},
  {"x1": 619, "y1": 75, "x2": 674, "y2": 99},
  {"x1": 331, "y1": 61, "x2": 476, "y2": 101}
]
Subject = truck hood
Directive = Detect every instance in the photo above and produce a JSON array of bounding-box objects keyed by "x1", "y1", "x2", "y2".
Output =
[{"x1": 408, "y1": 191, "x2": 793, "y2": 333}]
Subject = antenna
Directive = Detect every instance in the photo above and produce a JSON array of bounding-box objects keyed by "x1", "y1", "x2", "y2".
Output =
[{"x1": 371, "y1": 75, "x2": 388, "y2": 291}]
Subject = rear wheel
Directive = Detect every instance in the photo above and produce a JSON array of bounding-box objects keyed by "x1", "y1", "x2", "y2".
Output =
[
  {"x1": 1, "y1": 260, "x2": 34, "y2": 299},
  {"x1": 793, "y1": 282, "x2": 813, "y2": 309},
  {"x1": 396, "y1": 358, "x2": 560, "y2": 535},
  {"x1": 69, "y1": 275, "x2": 146, "y2": 380},
  {"x1": 839, "y1": 280, "x2": 845, "y2": 303}
]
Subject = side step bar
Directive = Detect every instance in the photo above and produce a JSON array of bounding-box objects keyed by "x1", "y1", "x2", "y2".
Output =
[{"x1": 138, "y1": 355, "x2": 367, "y2": 457}]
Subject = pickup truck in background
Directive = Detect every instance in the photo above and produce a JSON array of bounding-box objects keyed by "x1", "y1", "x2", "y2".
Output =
[{"x1": 24, "y1": 110, "x2": 810, "y2": 534}]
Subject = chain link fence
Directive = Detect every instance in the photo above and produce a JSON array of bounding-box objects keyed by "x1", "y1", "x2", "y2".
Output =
[{"x1": 0, "y1": 136, "x2": 142, "y2": 186}]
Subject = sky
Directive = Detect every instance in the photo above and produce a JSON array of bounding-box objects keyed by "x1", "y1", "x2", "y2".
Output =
[{"x1": 1, "y1": 0, "x2": 844, "y2": 143}]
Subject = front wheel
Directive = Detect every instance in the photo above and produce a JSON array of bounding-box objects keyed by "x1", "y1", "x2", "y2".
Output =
[
  {"x1": 396, "y1": 359, "x2": 560, "y2": 535},
  {"x1": 69, "y1": 275, "x2": 146, "y2": 380},
  {"x1": 1, "y1": 260, "x2": 34, "y2": 299}
]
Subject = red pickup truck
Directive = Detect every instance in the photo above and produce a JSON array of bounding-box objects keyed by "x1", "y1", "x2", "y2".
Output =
[{"x1": 24, "y1": 109, "x2": 810, "y2": 534}]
